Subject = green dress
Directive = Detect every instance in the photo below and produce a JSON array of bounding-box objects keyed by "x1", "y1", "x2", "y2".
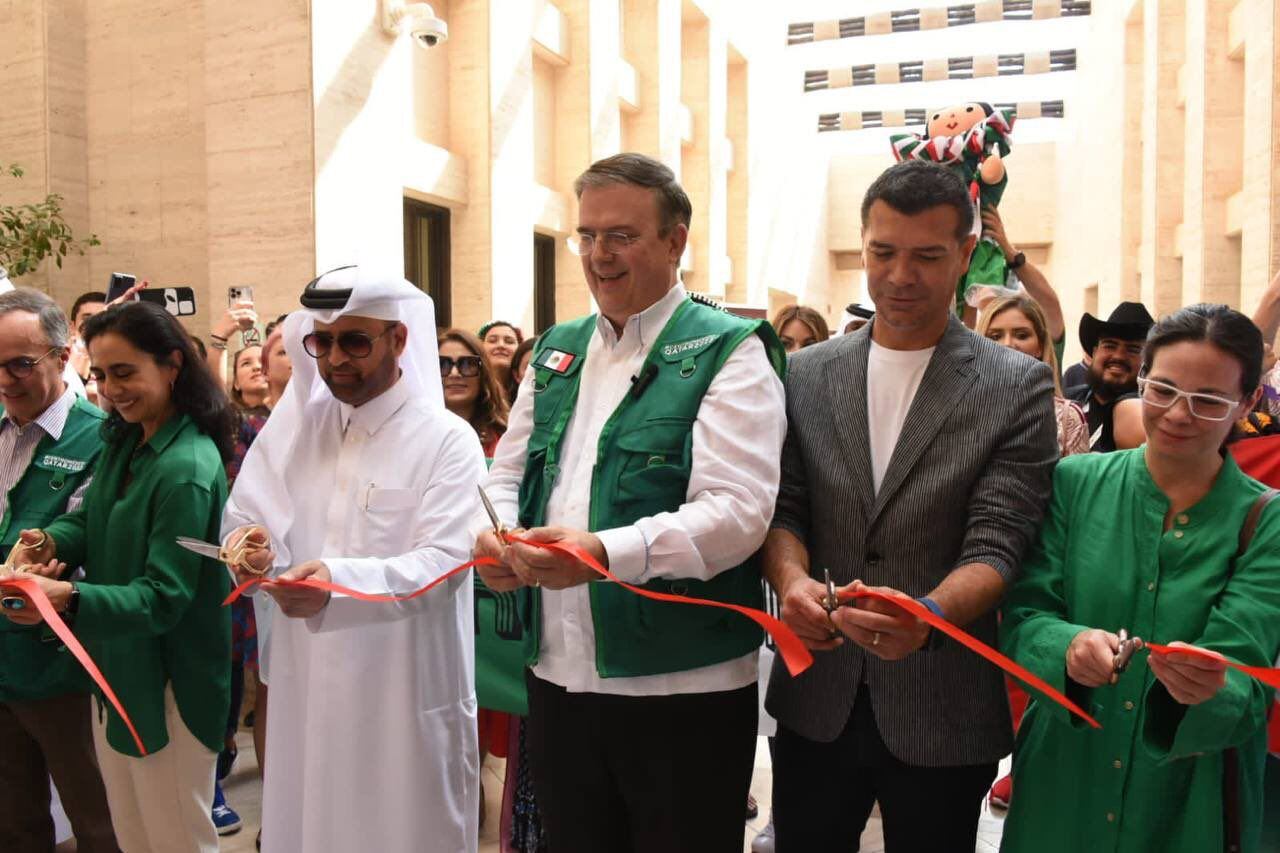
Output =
[{"x1": 1000, "y1": 449, "x2": 1280, "y2": 853}]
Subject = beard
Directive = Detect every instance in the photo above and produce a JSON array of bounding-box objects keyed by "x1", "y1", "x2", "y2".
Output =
[{"x1": 1089, "y1": 360, "x2": 1138, "y2": 400}]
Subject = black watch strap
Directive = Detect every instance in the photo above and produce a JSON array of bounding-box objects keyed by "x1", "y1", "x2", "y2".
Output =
[
  {"x1": 65, "y1": 583, "x2": 81, "y2": 618},
  {"x1": 1009, "y1": 251, "x2": 1026, "y2": 270}
]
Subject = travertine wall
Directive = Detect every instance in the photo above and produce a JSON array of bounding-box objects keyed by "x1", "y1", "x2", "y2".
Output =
[
  {"x1": 1051, "y1": 0, "x2": 1280, "y2": 361},
  {"x1": 1, "y1": 0, "x2": 314, "y2": 328}
]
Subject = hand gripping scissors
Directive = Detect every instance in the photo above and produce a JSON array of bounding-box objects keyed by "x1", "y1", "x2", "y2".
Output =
[
  {"x1": 0, "y1": 532, "x2": 50, "y2": 611},
  {"x1": 175, "y1": 527, "x2": 271, "y2": 578},
  {"x1": 1110, "y1": 628, "x2": 1145, "y2": 684}
]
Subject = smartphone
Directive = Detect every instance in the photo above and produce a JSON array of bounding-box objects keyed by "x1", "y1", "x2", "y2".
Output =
[
  {"x1": 228, "y1": 286, "x2": 254, "y2": 306},
  {"x1": 138, "y1": 287, "x2": 197, "y2": 317},
  {"x1": 105, "y1": 273, "x2": 136, "y2": 302}
]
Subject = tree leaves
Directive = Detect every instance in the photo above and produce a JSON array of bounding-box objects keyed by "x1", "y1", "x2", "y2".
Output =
[{"x1": 0, "y1": 163, "x2": 100, "y2": 277}]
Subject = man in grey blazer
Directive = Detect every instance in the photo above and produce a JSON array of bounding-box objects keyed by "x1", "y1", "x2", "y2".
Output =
[{"x1": 764, "y1": 161, "x2": 1058, "y2": 852}]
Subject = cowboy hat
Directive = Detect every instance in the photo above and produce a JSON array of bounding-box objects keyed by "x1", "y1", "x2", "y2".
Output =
[{"x1": 1078, "y1": 301, "x2": 1155, "y2": 354}]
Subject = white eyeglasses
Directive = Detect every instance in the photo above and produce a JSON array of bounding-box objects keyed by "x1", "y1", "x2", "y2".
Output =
[{"x1": 1136, "y1": 376, "x2": 1241, "y2": 422}]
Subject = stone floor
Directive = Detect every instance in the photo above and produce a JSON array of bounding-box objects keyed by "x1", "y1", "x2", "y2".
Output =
[{"x1": 214, "y1": 734, "x2": 1011, "y2": 853}]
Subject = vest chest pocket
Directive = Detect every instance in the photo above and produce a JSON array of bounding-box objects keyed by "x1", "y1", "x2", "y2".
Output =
[{"x1": 612, "y1": 417, "x2": 694, "y2": 516}]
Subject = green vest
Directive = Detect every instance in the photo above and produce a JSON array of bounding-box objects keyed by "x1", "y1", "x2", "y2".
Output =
[
  {"x1": 515, "y1": 297, "x2": 785, "y2": 678},
  {"x1": 0, "y1": 397, "x2": 106, "y2": 703}
]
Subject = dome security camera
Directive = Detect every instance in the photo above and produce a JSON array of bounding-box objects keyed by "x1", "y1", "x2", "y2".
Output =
[{"x1": 383, "y1": 1, "x2": 448, "y2": 49}]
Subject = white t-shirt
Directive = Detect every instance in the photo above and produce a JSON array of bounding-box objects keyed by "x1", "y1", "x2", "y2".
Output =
[{"x1": 867, "y1": 341, "x2": 936, "y2": 494}]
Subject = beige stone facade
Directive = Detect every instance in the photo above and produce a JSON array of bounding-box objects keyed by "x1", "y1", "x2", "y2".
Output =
[
  {"x1": 1, "y1": 0, "x2": 824, "y2": 333},
  {"x1": 3, "y1": 1, "x2": 1279, "y2": 352}
]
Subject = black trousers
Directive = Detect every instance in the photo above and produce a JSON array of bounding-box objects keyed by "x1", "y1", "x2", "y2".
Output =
[
  {"x1": 524, "y1": 670, "x2": 757, "y2": 853},
  {"x1": 773, "y1": 692, "x2": 997, "y2": 853}
]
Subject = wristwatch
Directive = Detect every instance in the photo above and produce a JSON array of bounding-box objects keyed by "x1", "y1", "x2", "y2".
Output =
[
  {"x1": 64, "y1": 582, "x2": 81, "y2": 617},
  {"x1": 1008, "y1": 251, "x2": 1026, "y2": 270}
]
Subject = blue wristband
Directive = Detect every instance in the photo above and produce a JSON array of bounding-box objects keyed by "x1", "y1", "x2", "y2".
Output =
[
  {"x1": 916, "y1": 596, "x2": 945, "y2": 620},
  {"x1": 915, "y1": 596, "x2": 945, "y2": 650}
]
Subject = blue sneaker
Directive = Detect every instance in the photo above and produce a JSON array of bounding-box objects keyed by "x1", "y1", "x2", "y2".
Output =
[{"x1": 212, "y1": 782, "x2": 243, "y2": 836}]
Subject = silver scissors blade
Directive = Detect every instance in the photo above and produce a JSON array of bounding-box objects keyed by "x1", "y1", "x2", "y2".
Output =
[
  {"x1": 823, "y1": 568, "x2": 838, "y2": 614},
  {"x1": 477, "y1": 486, "x2": 506, "y2": 536},
  {"x1": 175, "y1": 537, "x2": 223, "y2": 560}
]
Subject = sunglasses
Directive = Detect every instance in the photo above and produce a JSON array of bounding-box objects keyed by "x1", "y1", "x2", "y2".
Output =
[
  {"x1": 0, "y1": 348, "x2": 60, "y2": 379},
  {"x1": 439, "y1": 356, "x2": 483, "y2": 378},
  {"x1": 301, "y1": 326, "x2": 394, "y2": 359}
]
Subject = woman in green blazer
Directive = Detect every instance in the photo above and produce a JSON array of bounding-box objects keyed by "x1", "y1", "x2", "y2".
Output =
[
  {"x1": 2, "y1": 301, "x2": 237, "y2": 853},
  {"x1": 1000, "y1": 304, "x2": 1280, "y2": 853}
]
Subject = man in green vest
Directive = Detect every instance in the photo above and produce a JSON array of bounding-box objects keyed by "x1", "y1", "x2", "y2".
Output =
[
  {"x1": 0, "y1": 288, "x2": 118, "y2": 852},
  {"x1": 475, "y1": 153, "x2": 787, "y2": 852}
]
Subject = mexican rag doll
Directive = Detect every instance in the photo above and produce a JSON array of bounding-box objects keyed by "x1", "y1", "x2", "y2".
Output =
[{"x1": 890, "y1": 102, "x2": 1016, "y2": 314}]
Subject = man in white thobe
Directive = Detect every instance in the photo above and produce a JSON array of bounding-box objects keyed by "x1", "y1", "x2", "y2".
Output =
[{"x1": 223, "y1": 267, "x2": 485, "y2": 853}]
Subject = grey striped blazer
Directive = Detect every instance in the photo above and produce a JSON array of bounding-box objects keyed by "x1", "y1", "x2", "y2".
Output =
[{"x1": 765, "y1": 315, "x2": 1058, "y2": 767}]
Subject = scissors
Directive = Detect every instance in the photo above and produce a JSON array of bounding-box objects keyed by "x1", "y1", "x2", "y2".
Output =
[
  {"x1": 478, "y1": 485, "x2": 534, "y2": 587},
  {"x1": 477, "y1": 485, "x2": 507, "y2": 539},
  {"x1": 1110, "y1": 628, "x2": 1144, "y2": 683},
  {"x1": 176, "y1": 528, "x2": 271, "y2": 578},
  {"x1": 0, "y1": 532, "x2": 50, "y2": 611},
  {"x1": 821, "y1": 568, "x2": 841, "y2": 639}
]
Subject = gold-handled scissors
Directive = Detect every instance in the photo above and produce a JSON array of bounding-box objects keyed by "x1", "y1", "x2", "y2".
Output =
[
  {"x1": 176, "y1": 527, "x2": 271, "y2": 578},
  {"x1": 1, "y1": 532, "x2": 50, "y2": 611},
  {"x1": 1111, "y1": 628, "x2": 1144, "y2": 683}
]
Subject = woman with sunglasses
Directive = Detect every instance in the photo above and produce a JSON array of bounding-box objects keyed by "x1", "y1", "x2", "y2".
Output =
[
  {"x1": 438, "y1": 328, "x2": 509, "y2": 459},
  {"x1": 999, "y1": 304, "x2": 1280, "y2": 853},
  {"x1": 0, "y1": 300, "x2": 236, "y2": 853}
]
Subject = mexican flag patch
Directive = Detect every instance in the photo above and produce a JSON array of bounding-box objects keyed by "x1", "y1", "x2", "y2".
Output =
[{"x1": 539, "y1": 349, "x2": 576, "y2": 373}]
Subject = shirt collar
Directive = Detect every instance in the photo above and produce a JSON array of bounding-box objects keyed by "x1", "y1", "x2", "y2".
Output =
[
  {"x1": 143, "y1": 412, "x2": 193, "y2": 455},
  {"x1": 594, "y1": 284, "x2": 687, "y2": 350},
  {"x1": 1, "y1": 386, "x2": 77, "y2": 441},
  {"x1": 339, "y1": 372, "x2": 411, "y2": 436},
  {"x1": 1129, "y1": 445, "x2": 1251, "y2": 521}
]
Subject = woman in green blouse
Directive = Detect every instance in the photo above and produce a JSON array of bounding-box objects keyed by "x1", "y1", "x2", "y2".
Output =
[
  {"x1": 1000, "y1": 303, "x2": 1280, "y2": 853},
  {"x1": 1, "y1": 301, "x2": 237, "y2": 853}
]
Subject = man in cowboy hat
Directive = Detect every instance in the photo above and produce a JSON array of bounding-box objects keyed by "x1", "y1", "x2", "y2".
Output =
[{"x1": 1065, "y1": 301, "x2": 1155, "y2": 452}]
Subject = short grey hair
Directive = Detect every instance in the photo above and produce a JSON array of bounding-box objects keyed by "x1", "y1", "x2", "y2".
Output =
[
  {"x1": 0, "y1": 288, "x2": 70, "y2": 348},
  {"x1": 573, "y1": 153, "x2": 693, "y2": 234}
]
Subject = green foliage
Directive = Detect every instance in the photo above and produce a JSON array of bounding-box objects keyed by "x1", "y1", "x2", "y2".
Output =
[{"x1": 0, "y1": 162, "x2": 99, "y2": 277}]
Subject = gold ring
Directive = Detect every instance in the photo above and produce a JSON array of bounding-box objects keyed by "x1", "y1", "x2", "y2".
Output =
[{"x1": 872, "y1": 632, "x2": 881, "y2": 647}]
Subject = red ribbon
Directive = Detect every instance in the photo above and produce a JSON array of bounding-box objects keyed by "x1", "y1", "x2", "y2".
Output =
[
  {"x1": 837, "y1": 588, "x2": 1102, "y2": 729},
  {"x1": 1145, "y1": 642, "x2": 1280, "y2": 690},
  {"x1": 223, "y1": 544, "x2": 817, "y2": 677},
  {"x1": 0, "y1": 577, "x2": 148, "y2": 755},
  {"x1": 504, "y1": 535, "x2": 816, "y2": 677},
  {"x1": 222, "y1": 558, "x2": 489, "y2": 607}
]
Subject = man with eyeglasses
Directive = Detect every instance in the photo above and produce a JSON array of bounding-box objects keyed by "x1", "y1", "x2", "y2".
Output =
[
  {"x1": 221, "y1": 266, "x2": 486, "y2": 853},
  {"x1": 1065, "y1": 302, "x2": 1155, "y2": 452},
  {"x1": 474, "y1": 153, "x2": 787, "y2": 852},
  {"x1": 0, "y1": 289, "x2": 119, "y2": 852}
]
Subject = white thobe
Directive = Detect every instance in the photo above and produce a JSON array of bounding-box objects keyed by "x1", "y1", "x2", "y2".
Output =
[{"x1": 223, "y1": 377, "x2": 486, "y2": 853}]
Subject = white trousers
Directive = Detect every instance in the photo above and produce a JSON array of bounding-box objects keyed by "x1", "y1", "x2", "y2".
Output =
[{"x1": 92, "y1": 687, "x2": 218, "y2": 853}]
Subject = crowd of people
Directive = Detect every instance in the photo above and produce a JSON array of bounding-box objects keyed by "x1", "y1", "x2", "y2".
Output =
[{"x1": 0, "y1": 152, "x2": 1276, "y2": 853}]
